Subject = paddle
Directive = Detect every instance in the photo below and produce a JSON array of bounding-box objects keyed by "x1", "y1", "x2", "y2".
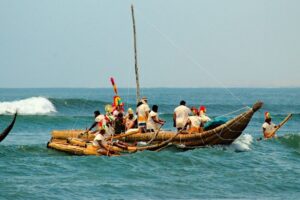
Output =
[
  {"x1": 257, "y1": 113, "x2": 292, "y2": 141},
  {"x1": 155, "y1": 129, "x2": 185, "y2": 152},
  {"x1": 146, "y1": 123, "x2": 164, "y2": 145}
]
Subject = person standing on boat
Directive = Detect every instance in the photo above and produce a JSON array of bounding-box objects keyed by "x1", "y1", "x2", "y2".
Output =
[
  {"x1": 125, "y1": 108, "x2": 137, "y2": 130},
  {"x1": 136, "y1": 97, "x2": 150, "y2": 133},
  {"x1": 184, "y1": 107, "x2": 203, "y2": 133},
  {"x1": 199, "y1": 106, "x2": 211, "y2": 125},
  {"x1": 262, "y1": 112, "x2": 278, "y2": 139},
  {"x1": 113, "y1": 105, "x2": 124, "y2": 117},
  {"x1": 104, "y1": 105, "x2": 115, "y2": 137},
  {"x1": 87, "y1": 110, "x2": 102, "y2": 132},
  {"x1": 147, "y1": 105, "x2": 165, "y2": 132},
  {"x1": 114, "y1": 112, "x2": 126, "y2": 134},
  {"x1": 173, "y1": 100, "x2": 191, "y2": 132}
]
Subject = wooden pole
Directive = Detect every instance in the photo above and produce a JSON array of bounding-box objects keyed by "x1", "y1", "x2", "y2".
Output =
[
  {"x1": 131, "y1": 4, "x2": 140, "y2": 103},
  {"x1": 270, "y1": 113, "x2": 292, "y2": 137}
]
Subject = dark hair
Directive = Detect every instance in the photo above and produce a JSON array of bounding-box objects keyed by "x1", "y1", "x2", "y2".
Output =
[
  {"x1": 137, "y1": 102, "x2": 143, "y2": 108},
  {"x1": 265, "y1": 118, "x2": 271, "y2": 123},
  {"x1": 180, "y1": 100, "x2": 186, "y2": 105},
  {"x1": 94, "y1": 110, "x2": 100, "y2": 116},
  {"x1": 117, "y1": 112, "x2": 123, "y2": 118},
  {"x1": 152, "y1": 105, "x2": 158, "y2": 112}
]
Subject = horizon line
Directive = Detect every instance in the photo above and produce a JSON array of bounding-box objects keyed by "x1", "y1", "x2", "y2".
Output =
[{"x1": 1, "y1": 86, "x2": 300, "y2": 89}]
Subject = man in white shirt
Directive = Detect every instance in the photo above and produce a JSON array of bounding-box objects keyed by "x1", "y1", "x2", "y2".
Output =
[
  {"x1": 173, "y1": 100, "x2": 191, "y2": 132},
  {"x1": 125, "y1": 108, "x2": 137, "y2": 130},
  {"x1": 147, "y1": 105, "x2": 165, "y2": 132},
  {"x1": 262, "y1": 112, "x2": 278, "y2": 139},
  {"x1": 93, "y1": 129, "x2": 115, "y2": 156},
  {"x1": 184, "y1": 107, "x2": 203, "y2": 133},
  {"x1": 136, "y1": 97, "x2": 150, "y2": 133}
]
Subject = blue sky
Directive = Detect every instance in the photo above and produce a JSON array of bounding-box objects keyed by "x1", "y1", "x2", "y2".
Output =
[{"x1": 0, "y1": 0, "x2": 299, "y2": 88}]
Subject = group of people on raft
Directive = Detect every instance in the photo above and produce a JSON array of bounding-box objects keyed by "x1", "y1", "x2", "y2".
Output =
[
  {"x1": 83, "y1": 95, "x2": 279, "y2": 155},
  {"x1": 84, "y1": 96, "x2": 212, "y2": 155}
]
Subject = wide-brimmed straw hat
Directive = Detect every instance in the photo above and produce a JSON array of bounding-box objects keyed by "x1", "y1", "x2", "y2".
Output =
[{"x1": 128, "y1": 108, "x2": 134, "y2": 114}]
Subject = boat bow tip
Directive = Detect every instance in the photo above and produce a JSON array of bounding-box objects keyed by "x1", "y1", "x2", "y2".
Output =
[{"x1": 252, "y1": 101, "x2": 263, "y2": 112}]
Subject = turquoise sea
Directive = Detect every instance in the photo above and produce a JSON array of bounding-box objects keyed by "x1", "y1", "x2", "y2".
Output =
[{"x1": 0, "y1": 88, "x2": 299, "y2": 199}]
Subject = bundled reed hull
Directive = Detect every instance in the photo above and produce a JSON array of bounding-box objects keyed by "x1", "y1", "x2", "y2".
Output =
[
  {"x1": 123, "y1": 102, "x2": 262, "y2": 146},
  {"x1": 49, "y1": 102, "x2": 262, "y2": 150},
  {"x1": 47, "y1": 139, "x2": 123, "y2": 156}
]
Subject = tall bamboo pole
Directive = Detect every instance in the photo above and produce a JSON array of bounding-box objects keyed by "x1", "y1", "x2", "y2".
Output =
[{"x1": 131, "y1": 4, "x2": 140, "y2": 103}]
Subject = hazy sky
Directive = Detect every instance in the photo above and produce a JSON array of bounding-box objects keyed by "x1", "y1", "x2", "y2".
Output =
[{"x1": 0, "y1": 0, "x2": 299, "y2": 88}]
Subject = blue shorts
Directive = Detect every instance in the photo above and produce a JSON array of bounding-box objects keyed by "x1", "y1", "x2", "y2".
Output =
[{"x1": 138, "y1": 122, "x2": 146, "y2": 128}]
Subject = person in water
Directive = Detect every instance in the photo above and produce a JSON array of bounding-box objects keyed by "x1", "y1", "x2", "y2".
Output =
[
  {"x1": 262, "y1": 112, "x2": 278, "y2": 139},
  {"x1": 173, "y1": 100, "x2": 192, "y2": 132},
  {"x1": 125, "y1": 108, "x2": 137, "y2": 130},
  {"x1": 136, "y1": 97, "x2": 150, "y2": 133},
  {"x1": 184, "y1": 107, "x2": 203, "y2": 133},
  {"x1": 147, "y1": 105, "x2": 165, "y2": 132}
]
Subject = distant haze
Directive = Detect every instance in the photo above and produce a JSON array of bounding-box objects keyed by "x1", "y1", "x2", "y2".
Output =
[{"x1": 0, "y1": 0, "x2": 299, "y2": 88}]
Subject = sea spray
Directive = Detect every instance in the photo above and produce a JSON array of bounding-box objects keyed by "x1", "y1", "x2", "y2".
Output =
[
  {"x1": 230, "y1": 133, "x2": 253, "y2": 152},
  {"x1": 0, "y1": 97, "x2": 56, "y2": 115}
]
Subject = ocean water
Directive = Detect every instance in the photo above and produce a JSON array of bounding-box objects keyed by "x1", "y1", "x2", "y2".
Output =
[{"x1": 0, "y1": 88, "x2": 299, "y2": 199}]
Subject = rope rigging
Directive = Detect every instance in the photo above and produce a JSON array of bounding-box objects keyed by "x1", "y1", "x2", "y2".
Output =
[{"x1": 134, "y1": 7, "x2": 250, "y2": 109}]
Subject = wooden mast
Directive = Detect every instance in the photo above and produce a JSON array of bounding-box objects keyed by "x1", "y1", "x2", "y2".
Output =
[{"x1": 131, "y1": 4, "x2": 140, "y2": 103}]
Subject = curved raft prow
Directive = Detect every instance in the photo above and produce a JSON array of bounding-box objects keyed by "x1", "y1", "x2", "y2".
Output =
[
  {"x1": 0, "y1": 112, "x2": 18, "y2": 143},
  {"x1": 47, "y1": 101, "x2": 263, "y2": 154},
  {"x1": 122, "y1": 101, "x2": 264, "y2": 147}
]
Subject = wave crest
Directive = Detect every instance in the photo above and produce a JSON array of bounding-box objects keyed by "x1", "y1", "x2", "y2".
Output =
[
  {"x1": 230, "y1": 133, "x2": 253, "y2": 152},
  {"x1": 0, "y1": 97, "x2": 57, "y2": 115}
]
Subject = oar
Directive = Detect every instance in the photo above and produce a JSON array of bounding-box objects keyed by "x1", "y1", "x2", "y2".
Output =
[
  {"x1": 128, "y1": 132, "x2": 180, "y2": 153},
  {"x1": 269, "y1": 113, "x2": 292, "y2": 138},
  {"x1": 146, "y1": 124, "x2": 164, "y2": 145},
  {"x1": 107, "y1": 129, "x2": 139, "y2": 140},
  {"x1": 155, "y1": 130, "x2": 183, "y2": 152},
  {"x1": 257, "y1": 113, "x2": 292, "y2": 141}
]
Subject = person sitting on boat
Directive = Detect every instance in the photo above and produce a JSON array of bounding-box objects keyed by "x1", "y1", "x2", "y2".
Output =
[
  {"x1": 136, "y1": 97, "x2": 150, "y2": 133},
  {"x1": 114, "y1": 112, "x2": 126, "y2": 134},
  {"x1": 184, "y1": 107, "x2": 203, "y2": 133},
  {"x1": 93, "y1": 128, "x2": 116, "y2": 156},
  {"x1": 199, "y1": 106, "x2": 211, "y2": 125},
  {"x1": 125, "y1": 108, "x2": 137, "y2": 130},
  {"x1": 173, "y1": 100, "x2": 192, "y2": 132},
  {"x1": 147, "y1": 105, "x2": 165, "y2": 132},
  {"x1": 262, "y1": 112, "x2": 278, "y2": 139}
]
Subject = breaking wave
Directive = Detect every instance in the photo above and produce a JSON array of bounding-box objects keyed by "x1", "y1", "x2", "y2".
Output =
[
  {"x1": 278, "y1": 133, "x2": 300, "y2": 153},
  {"x1": 230, "y1": 133, "x2": 253, "y2": 152},
  {"x1": 0, "y1": 97, "x2": 57, "y2": 115}
]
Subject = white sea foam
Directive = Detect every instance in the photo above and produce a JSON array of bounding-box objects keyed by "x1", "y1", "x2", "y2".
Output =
[
  {"x1": 230, "y1": 133, "x2": 253, "y2": 152},
  {"x1": 0, "y1": 97, "x2": 57, "y2": 115}
]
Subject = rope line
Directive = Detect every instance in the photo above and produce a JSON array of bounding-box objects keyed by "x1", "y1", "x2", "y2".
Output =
[{"x1": 134, "y1": 8, "x2": 249, "y2": 108}]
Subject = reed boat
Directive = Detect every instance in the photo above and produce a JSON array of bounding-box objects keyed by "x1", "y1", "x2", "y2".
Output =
[
  {"x1": 47, "y1": 7, "x2": 263, "y2": 155},
  {"x1": 47, "y1": 129, "x2": 179, "y2": 156},
  {"x1": 47, "y1": 101, "x2": 263, "y2": 154},
  {"x1": 0, "y1": 112, "x2": 17, "y2": 143}
]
